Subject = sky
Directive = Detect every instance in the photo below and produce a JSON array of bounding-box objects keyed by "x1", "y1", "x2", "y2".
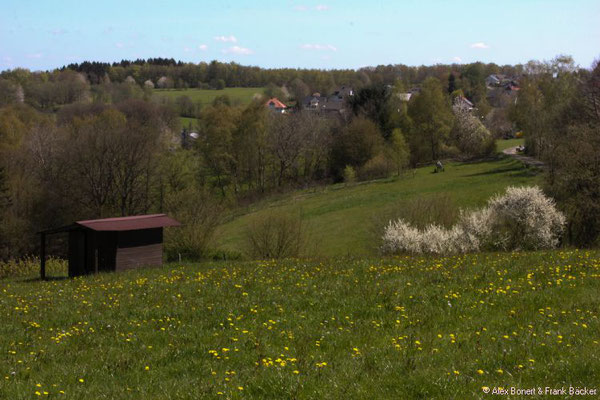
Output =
[{"x1": 1, "y1": 0, "x2": 599, "y2": 71}]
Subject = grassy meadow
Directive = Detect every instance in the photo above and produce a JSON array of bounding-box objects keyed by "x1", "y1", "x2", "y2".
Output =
[
  {"x1": 216, "y1": 155, "x2": 541, "y2": 258},
  {"x1": 154, "y1": 88, "x2": 264, "y2": 106},
  {"x1": 154, "y1": 87, "x2": 265, "y2": 128},
  {"x1": 1, "y1": 250, "x2": 599, "y2": 399},
  {"x1": 496, "y1": 138, "x2": 525, "y2": 152}
]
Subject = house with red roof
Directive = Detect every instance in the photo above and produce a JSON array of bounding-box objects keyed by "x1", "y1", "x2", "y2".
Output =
[{"x1": 265, "y1": 97, "x2": 288, "y2": 113}]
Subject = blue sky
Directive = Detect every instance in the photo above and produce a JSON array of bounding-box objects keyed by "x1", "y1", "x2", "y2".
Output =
[{"x1": 1, "y1": 0, "x2": 599, "y2": 71}]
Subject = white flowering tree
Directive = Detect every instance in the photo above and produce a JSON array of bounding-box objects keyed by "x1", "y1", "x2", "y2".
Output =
[
  {"x1": 382, "y1": 186, "x2": 565, "y2": 255},
  {"x1": 452, "y1": 104, "x2": 494, "y2": 158}
]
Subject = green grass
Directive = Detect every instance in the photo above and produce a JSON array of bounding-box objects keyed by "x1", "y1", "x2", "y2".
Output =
[
  {"x1": 179, "y1": 116, "x2": 198, "y2": 128},
  {"x1": 154, "y1": 87, "x2": 264, "y2": 106},
  {"x1": 215, "y1": 157, "x2": 540, "y2": 257},
  {"x1": 1, "y1": 250, "x2": 599, "y2": 399},
  {"x1": 496, "y1": 138, "x2": 525, "y2": 152}
]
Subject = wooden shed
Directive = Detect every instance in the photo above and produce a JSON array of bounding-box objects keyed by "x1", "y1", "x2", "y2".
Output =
[{"x1": 39, "y1": 214, "x2": 181, "y2": 279}]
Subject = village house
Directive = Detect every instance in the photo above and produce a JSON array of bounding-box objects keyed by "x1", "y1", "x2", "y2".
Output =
[
  {"x1": 265, "y1": 97, "x2": 288, "y2": 113},
  {"x1": 302, "y1": 86, "x2": 354, "y2": 116},
  {"x1": 453, "y1": 95, "x2": 474, "y2": 111}
]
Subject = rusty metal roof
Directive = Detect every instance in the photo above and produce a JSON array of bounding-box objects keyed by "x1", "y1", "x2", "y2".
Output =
[{"x1": 75, "y1": 214, "x2": 181, "y2": 231}]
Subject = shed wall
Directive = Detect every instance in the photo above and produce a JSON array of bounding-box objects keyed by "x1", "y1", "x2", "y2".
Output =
[{"x1": 115, "y1": 228, "x2": 163, "y2": 271}]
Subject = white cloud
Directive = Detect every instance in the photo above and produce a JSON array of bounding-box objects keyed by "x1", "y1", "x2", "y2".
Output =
[
  {"x1": 300, "y1": 43, "x2": 337, "y2": 51},
  {"x1": 315, "y1": 4, "x2": 330, "y2": 10},
  {"x1": 198, "y1": 44, "x2": 208, "y2": 51},
  {"x1": 293, "y1": 5, "x2": 308, "y2": 11},
  {"x1": 115, "y1": 42, "x2": 125, "y2": 48},
  {"x1": 470, "y1": 42, "x2": 490, "y2": 49},
  {"x1": 214, "y1": 35, "x2": 237, "y2": 43},
  {"x1": 452, "y1": 56, "x2": 462, "y2": 63},
  {"x1": 27, "y1": 53, "x2": 43, "y2": 59},
  {"x1": 222, "y1": 46, "x2": 253, "y2": 55}
]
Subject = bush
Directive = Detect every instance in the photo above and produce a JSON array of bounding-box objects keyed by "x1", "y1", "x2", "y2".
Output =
[
  {"x1": 342, "y1": 165, "x2": 356, "y2": 185},
  {"x1": 244, "y1": 211, "x2": 305, "y2": 259},
  {"x1": 382, "y1": 186, "x2": 565, "y2": 254},
  {"x1": 488, "y1": 186, "x2": 566, "y2": 250},
  {"x1": 163, "y1": 188, "x2": 223, "y2": 261},
  {"x1": 358, "y1": 153, "x2": 393, "y2": 181},
  {"x1": 371, "y1": 193, "x2": 458, "y2": 254}
]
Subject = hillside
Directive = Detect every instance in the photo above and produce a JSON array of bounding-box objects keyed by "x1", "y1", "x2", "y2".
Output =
[
  {"x1": 1, "y1": 250, "x2": 598, "y2": 399},
  {"x1": 215, "y1": 154, "x2": 540, "y2": 257}
]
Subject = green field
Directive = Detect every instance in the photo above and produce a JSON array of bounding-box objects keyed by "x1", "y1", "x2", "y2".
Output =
[
  {"x1": 496, "y1": 138, "x2": 525, "y2": 152},
  {"x1": 215, "y1": 156, "x2": 541, "y2": 258},
  {"x1": 154, "y1": 87, "x2": 264, "y2": 106},
  {"x1": 1, "y1": 250, "x2": 599, "y2": 399}
]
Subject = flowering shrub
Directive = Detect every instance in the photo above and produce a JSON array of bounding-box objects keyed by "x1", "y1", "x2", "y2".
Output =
[
  {"x1": 488, "y1": 186, "x2": 566, "y2": 250},
  {"x1": 382, "y1": 186, "x2": 565, "y2": 254}
]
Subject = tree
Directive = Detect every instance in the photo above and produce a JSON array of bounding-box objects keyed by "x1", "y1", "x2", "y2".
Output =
[
  {"x1": 447, "y1": 73, "x2": 457, "y2": 94},
  {"x1": 452, "y1": 105, "x2": 494, "y2": 158},
  {"x1": 407, "y1": 77, "x2": 454, "y2": 163},
  {"x1": 348, "y1": 84, "x2": 394, "y2": 138},
  {"x1": 233, "y1": 101, "x2": 269, "y2": 192},
  {"x1": 387, "y1": 128, "x2": 410, "y2": 175},
  {"x1": 264, "y1": 82, "x2": 286, "y2": 100},
  {"x1": 545, "y1": 61, "x2": 600, "y2": 246},
  {"x1": 289, "y1": 78, "x2": 310, "y2": 103},
  {"x1": 267, "y1": 113, "x2": 305, "y2": 187},
  {"x1": 329, "y1": 117, "x2": 383, "y2": 180},
  {"x1": 196, "y1": 104, "x2": 239, "y2": 196}
]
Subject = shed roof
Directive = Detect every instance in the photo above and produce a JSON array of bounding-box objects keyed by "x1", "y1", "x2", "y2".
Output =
[
  {"x1": 39, "y1": 214, "x2": 181, "y2": 234},
  {"x1": 76, "y1": 214, "x2": 181, "y2": 231}
]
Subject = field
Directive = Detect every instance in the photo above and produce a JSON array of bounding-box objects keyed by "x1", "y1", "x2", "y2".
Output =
[
  {"x1": 1, "y1": 250, "x2": 599, "y2": 399},
  {"x1": 154, "y1": 87, "x2": 265, "y2": 128},
  {"x1": 216, "y1": 156, "x2": 540, "y2": 257},
  {"x1": 154, "y1": 88, "x2": 264, "y2": 106},
  {"x1": 496, "y1": 138, "x2": 525, "y2": 152}
]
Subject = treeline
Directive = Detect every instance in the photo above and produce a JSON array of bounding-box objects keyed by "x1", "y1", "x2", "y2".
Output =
[
  {"x1": 49, "y1": 58, "x2": 519, "y2": 95},
  {"x1": 511, "y1": 56, "x2": 600, "y2": 246}
]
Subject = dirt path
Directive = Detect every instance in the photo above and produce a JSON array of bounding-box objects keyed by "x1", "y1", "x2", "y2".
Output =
[{"x1": 502, "y1": 146, "x2": 546, "y2": 168}]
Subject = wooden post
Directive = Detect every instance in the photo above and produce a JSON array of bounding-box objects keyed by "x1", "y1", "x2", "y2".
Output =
[{"x1": 40, "y1": 233, "x2": 46, "y2": 281}]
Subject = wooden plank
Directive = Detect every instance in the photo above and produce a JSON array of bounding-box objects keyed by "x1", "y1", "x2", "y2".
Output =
[{"x1": 115, "y1": 243, "x2": 163, "y2": 271}]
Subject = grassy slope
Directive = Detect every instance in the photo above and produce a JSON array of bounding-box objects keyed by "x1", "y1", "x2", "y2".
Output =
[
  {"x1": 1, "y1": 250, "x2": 599, "y2": 399},
  {"x1": 215, "y1": 156, "x2": 540, "y2": 257}
]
